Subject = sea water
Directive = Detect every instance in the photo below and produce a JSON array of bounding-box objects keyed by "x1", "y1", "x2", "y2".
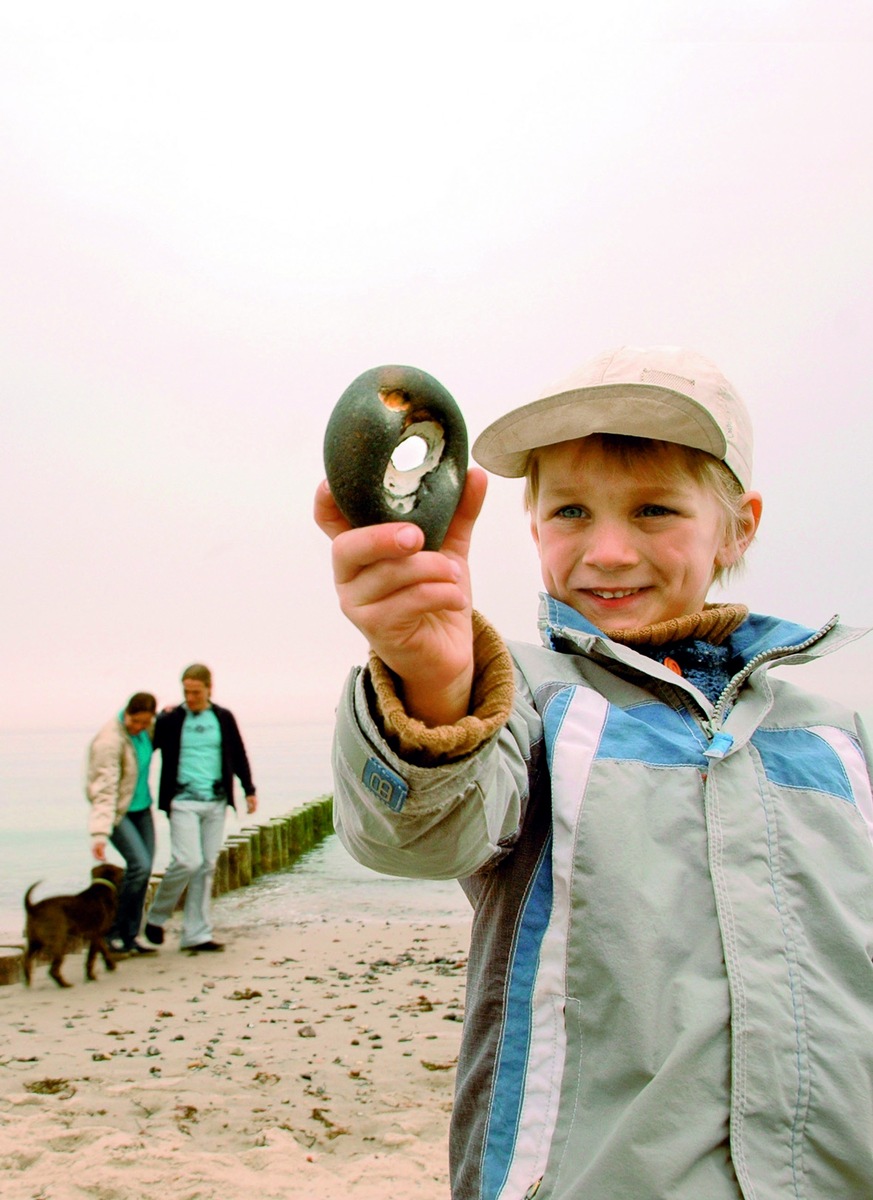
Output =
[{"x1": 0, "y1": 720, "x2": 470, "y2": 943}]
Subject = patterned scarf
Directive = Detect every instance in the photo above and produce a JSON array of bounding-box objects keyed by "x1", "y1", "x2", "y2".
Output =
[{"x1": 610, "y1": 603, "x2": 749, "y2": 704}]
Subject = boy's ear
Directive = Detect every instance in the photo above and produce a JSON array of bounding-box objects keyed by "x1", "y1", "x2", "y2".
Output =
[
  {"x1": 718, "y1": 491, "x2": 763, "y2": 567},
  {"x1": 530, "y1": 513, "x2": 541, "y2": 551}
]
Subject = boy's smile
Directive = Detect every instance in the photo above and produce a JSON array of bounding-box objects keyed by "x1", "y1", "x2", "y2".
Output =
[{"x1": 530, "y1": 438, "x2": 743, "y2": 633}]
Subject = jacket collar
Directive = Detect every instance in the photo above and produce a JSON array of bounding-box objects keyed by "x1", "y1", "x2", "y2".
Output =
[{"x1": 537, "y1": 593, "x2": 865, "y2": 674}]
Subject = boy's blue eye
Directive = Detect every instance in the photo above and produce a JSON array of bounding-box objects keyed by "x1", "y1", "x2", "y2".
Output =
[
  {"x1": 556, "y1": 505, "x2": 585, "y2": 519},
  {"x1": 639, "y1": 504, "x2": 673, "y2": 517}
]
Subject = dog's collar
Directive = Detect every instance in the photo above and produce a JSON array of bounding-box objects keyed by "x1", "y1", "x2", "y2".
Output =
[{"x1": 93, "y1": 877, "x2": 118, "y2": 892}]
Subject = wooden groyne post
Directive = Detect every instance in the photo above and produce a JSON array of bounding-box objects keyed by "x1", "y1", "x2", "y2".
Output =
[{"x1": 144, "y1": 794, "x2": 334, "y2": 913}]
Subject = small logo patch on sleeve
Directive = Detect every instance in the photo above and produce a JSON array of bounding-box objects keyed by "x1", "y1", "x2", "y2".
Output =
[{"x1": 362, "y1": 758, "x2": 408, "y2": 812}]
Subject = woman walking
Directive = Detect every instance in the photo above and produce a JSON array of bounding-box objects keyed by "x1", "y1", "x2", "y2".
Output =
[{"x1": 86, "y1": 692, "x2": 158, "y2": 955}]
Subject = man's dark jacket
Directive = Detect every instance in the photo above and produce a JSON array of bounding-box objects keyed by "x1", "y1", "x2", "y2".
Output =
[{"x1": 153, "y1": 703, "x2": 255, "y2": 814}]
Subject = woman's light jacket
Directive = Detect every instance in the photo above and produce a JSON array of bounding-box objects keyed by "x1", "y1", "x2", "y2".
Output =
[{"x1": 85, "y1": 716, "x2": 139, "y2": 841}]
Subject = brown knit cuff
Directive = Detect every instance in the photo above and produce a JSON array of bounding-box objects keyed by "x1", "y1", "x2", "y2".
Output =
[
  {"x1": 610, "y1": 602, "x2": 749, "y2": 648},
  {"x1": 367, "y1": 611, "x2": 515, "y2": 765}
]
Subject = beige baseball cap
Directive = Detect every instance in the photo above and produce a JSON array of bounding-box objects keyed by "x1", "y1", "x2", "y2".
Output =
[{"x1": 472, "y1": 345, "x2": 754, "y2": 490}]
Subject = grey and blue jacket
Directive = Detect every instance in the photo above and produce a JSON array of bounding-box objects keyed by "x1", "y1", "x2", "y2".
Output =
[{"x1": 332, "y1": 597, "x2": 873, "y2": 1200}]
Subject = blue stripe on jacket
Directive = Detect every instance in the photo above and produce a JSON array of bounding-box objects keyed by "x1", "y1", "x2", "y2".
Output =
[
  {"x1": 753, "y1": 727, "x2": 856, "y2": 804},
  {"x1": 598, "y1": 702, "x2": 712, "y2": 766},
  {"x1": 482, "y1": 835, "x2": 554, "y2": 1200}
]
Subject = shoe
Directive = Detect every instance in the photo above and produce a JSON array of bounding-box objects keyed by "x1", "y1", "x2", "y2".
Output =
[
  {"x1": 127, "y1": 940, "x2": 158, "y2": 955},
  {"x1": 107, "y1": 939, "x2": 131, "y2": 959},
  {"x1": 185, "y1": 940, "x2": 224, "y2": 953},
  {"x1": 144, "y1": 923, "x2": 165, "y2": 946}
]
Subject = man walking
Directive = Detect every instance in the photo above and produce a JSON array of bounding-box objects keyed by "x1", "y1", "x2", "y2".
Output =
[{"x1": 144, "y1": 664, "x2": 257, "y2": 951}]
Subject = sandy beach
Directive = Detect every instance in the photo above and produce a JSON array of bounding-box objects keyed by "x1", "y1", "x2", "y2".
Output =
[{"x1": 0, "y1": 899, "x2": 471, "y2": 1200}]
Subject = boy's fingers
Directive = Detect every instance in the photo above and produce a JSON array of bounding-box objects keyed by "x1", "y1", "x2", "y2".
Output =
[
  {"x1": 331, "y1": 521, "x2": 426, "y2": 586},
  {"x1": 317, "y1": 469, "x2": 486, "y2": 578},
  {"x1": 313, "y1": 479, "x2": 352, "y2": 541},
  {"x1": 315, "y1": 479, "x2": 425, "y2": 563},
  {"x1": 441, "y1": 467, "x2": 488, "y2": 558},
  {"x1": 341, "y1": 551, "x2": 462, "y2": 609}
]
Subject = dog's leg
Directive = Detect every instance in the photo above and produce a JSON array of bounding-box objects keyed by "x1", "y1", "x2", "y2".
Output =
[
  {"x1": 23, "y1": 940, "x2": 38, "y2": 986},
  {"x1": 49, "y1": 957, "x2": 72, "y2": 988},
  {"x1": 97, "y1": 938, "x2": 117, "y2": 975},
  {"x1": 86, "y1": 938, "x2": 116, "y2": 980},
  {"x1": 86, "y1": 940, "x2": 99, "y2": 980}
]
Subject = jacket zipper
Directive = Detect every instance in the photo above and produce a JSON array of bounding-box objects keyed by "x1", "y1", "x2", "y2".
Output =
[
  {"x1": 610, "y1": 617, "x2": 841, "y2": 754},
  {"x1": 706, "y1": 615, "x2": 840, "y2": 734},
  {"x1": 567, "y1": 615, "x2": 842, "y2": 752}
]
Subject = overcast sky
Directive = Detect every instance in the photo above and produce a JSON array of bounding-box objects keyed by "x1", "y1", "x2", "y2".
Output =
[{"x1": 2, "y1": 3, "x2": 872, "y2": 731}]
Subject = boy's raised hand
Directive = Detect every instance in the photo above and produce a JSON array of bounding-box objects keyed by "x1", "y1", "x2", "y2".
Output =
[{"x1": 314, "y1": 467, "x2": 488, "y2": 727}]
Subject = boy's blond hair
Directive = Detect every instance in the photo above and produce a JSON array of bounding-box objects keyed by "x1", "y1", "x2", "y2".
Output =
[{"x1": 523, "y1": 433, "x2": 752, "y2": 585}]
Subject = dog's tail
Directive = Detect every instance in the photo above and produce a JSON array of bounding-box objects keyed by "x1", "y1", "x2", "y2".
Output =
[{"x1": 23, "y1": 882, "x2": 42, "y2": 913}]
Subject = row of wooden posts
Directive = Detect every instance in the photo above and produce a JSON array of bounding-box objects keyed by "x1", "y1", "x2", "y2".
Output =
[
  {"x1": 0, "y1": 795, "x2": 335, "y2": 985},
  {"x1": 214, "y1": 794, "x2": 334, "y2": 894},
  {"x1": 147, "y1": 793, "x2": 335, "y2": 911}
]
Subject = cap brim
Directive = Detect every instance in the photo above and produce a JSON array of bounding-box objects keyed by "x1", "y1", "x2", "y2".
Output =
[{"x1": 471, "y1": 383, "x2": 729, "y2": 477}]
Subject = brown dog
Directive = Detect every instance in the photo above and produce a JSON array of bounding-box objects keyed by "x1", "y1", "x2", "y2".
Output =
[{"x1": 23, "y1": 863, "x2": 125, "y2": 987}]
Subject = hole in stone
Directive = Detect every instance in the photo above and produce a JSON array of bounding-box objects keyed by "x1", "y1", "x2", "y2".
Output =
[{"x1": 391, "y1": 436, "x2": 429, "y2": 472}]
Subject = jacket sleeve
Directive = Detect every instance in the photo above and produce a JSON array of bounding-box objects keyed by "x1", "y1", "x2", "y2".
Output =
[
  {"x1": 152, "y1": 712, "x2": 168, "y2": 750},
  {"x1": 225, "y1": 712, "x2": 255, "y2": 795},
  {"x1": 86, "y1": 728, "x2": 123, "y2": 839},
  {"x1": 332, "y1": 621, "x2": 540, "y2": 881}
]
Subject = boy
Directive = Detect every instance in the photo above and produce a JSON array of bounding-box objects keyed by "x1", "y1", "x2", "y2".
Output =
[{"x1": 315, "y1": 346, "x2": 873, "y2": 1199}]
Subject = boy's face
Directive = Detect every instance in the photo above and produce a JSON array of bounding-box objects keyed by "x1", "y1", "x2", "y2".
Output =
[{"x1": 530, "y1": 438, "x2": 740, "y2": 633}]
